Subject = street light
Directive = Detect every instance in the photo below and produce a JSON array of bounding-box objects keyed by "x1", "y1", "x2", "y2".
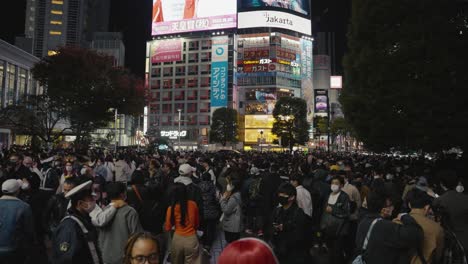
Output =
[
  {"x1": 259, "y1": 130, "x2": 264, "y2": 152},
  {"x1": 177, "y1": 109, "x2": 182, "y2": 150}
]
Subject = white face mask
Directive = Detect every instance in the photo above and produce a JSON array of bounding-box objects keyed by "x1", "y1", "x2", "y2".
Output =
[
  {"x1": 80, "y1": 168, "x2": 87, "y2": 175},
  {"x1": 82, "y1": 200, "x2": 96, "y2": 213},
  {"x1": 66, "y1": 166, "x2": 73, "y2": 172},
  {"x1": 456, "y1": 185, "x2": 465, "y2": 193},
  {"x1": 331, "y1": 184, "x2": 340, "y2": 193},
  {"x1": 21, "y1": 182, "x2": 30, "y2": 190},
  {"x1": 226, "y1": 184, "x2": 234, "y2": 192}
]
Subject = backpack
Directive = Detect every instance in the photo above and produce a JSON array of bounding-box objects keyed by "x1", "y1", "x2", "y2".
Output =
[
  {"x1": 248, "y1": 177, "x2": 263, "y2": 202},
  {"x1": 130, "y1": 185, "x2": 163, "y2": 234}
]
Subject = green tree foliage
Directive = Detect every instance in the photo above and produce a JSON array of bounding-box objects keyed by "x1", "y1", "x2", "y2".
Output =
[
  {"x1": 330, "y1": 117, "x2": 353, "y2": 138},
  {"x1": 342, "y1": 0, "x2": 468, "y2": 152},
  {"x1": 272, "y1": 97, "x2": 309, "y2": 151},
  {"x1": 32, "y1": 46, "x2": 145, "y2": 148},
  {"x1": 209, "y1": 107, "x2": 238, "y2": 146},
  {"x1": 0, "y1": 95, "x2": 69, "y2": 148}
]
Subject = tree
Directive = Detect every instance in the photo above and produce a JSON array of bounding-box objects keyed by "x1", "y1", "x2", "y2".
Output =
[
  {"x1": 272, "y1": 97, "x2": 309, "y2": 152},
  {"x1": 32, "y1": 46, "x2": 145, "y2": 149},
  {"x1": 342, "y1": 0, "x2": 468, "y2": 152},
  {"x1": 209, "y1": 107, "x2": 238, "y2": 146},
  {"x1": 330, "y1": 117, "x2": 354, "y2": 151},
  {"x1": 0, "y1": 95, "x2": 70, "y2": 149}
]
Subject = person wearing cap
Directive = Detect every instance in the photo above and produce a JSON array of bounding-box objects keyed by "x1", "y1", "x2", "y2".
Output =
[
  {"x1": 51, "y1": 180, "x2": 103, "y2": 264},
  {"x1": 174, "y1": 163, "x2": 204, "y2": 223},
  {"x1": 0, "y1": 179, "x2": 34, "y2": 263}
]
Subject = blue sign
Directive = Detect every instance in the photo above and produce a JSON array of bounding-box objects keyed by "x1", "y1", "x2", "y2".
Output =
[{"x1": 211, "y1": 36, "x2": 229, "y2": 107}]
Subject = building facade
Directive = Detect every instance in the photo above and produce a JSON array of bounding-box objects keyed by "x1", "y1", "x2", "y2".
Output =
[
  {"x1": 146, "y1": 0, "x2": 313, "y2": 150},
  {"x1": 0, "y1": 39, "x2": 41, "y2": 148}
]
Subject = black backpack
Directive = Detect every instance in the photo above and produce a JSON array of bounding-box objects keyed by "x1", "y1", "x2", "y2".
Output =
[{"x1": 440, "y1": 228, "x2": 467, "y2": 264}]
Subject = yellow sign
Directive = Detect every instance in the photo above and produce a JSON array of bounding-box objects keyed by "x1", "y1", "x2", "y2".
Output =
[
  {"x1": 278, "y1": 59, "x2": 290, "y2": 65},
  {"x1": 244, "y1": 129, "x2": 277, "y2": 143},
  {"x1": 243, "y1": 60, "x2": 260, "y2": 65},
  {"x1": 244, "y1": 115, "x2": 275, "y2": 129}
]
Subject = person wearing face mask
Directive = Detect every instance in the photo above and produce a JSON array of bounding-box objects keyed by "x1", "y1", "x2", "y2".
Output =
[
  {"x1": 98, "y1": 182, "x2": 143, "y2": 264},
  {"x1": 321, "y1": 176, "x2": 351, "y2": 264},
  {"x1": 220, "y1": 171, "x2": 243, "y2": 244},
  {"x1": 272, "y1": 182, "x2": 308, "y2": 264},
  {"x1": 5, "y1": 154, "x2": 30, "y2": 180},
  {"x1": 51, "y1": 180, "x2": 103, "y2": 264},
  {"x1": 355, "y1": 191, "x2": 423, "y2": 264},
  {"x1": 396, "y1": 189, "x2": 444, "y2": 264},
  {"x1": 56, "y1": 162, "x2": 78, "y2": 194}
]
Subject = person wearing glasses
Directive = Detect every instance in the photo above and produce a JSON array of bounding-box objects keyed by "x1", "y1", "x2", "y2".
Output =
[{"x1": 124, "y1": 232, "x2": 161, "y2": 264}]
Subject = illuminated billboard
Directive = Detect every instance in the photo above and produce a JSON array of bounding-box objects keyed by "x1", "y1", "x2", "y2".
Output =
[
  {"x1": 245, "y1": 115, "x2": 275, "y2": 128},
  {"x1": 314, "y1": 89, "x2": 328, "y2": 114},
  {"x1": 152, "y1": 0, "x2": 237, "y2": 36},
  {"x1": 239, "y1": 0, "x2": 310, "y2": 16},
  {"x1": 151, "y1": 39, "x2": 182, "y2": 63},
  {"x1": 244, "y1": 129, "x2": 277, "y2": 143},
  {"x1": 238, "y1": 11, "x2": 311, "y2": 35},
  {"x1": 210, "y1": 36, "x2": 229, "y2": 107}
]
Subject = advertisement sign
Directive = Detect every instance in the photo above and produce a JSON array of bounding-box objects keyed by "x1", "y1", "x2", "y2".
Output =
[
  {"x1": 239, "y1": 0, "x2": 310, "y2": 16},
  {"x1": 151, "y1": 39, "x2": 182, "y2": 63},
  {"x1": 243, "y1": 49, "x2": 270, "y2": 60},
  {"x1": 330, "y1": 76, "x2": 343, "y2": 89},
  {"x1": 245, "y1": 115, "x2": 275, "y2": 128},
  {"x1": 238, "y1": 11, "x2": 311, "y2": 35},
  {"x1": 244, "y1": 129, "x2": 277, "y2": 143},
  {"x1": 301, "y1": 38, "x2": 314, "y2": 122},
  {"x1": 210, "y1": 36, "x2": 229, "y2": 107},
  {"x1": 160, "y1": 130, "x2": 187, "y2": 139},
  {"x1": 314, "y1": 89, "x2": 328, "y2": 114},
  {"x1": 152, "y1": 0, "x2": 237, "y2": 36},
  {"x1": 245, "y1": 102, "x2": 275, "y2": 114},
  {"x1": 255, "y1": 91, "x2": 277, "y2": 102}
]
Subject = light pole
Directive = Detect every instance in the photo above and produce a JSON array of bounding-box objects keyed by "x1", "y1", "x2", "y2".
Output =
[
  {"x1": 259, "y1": 130, "x2": 264, "y2": 152},
  {"x1": 114, "y1": 108, "x2": 118, "y2": 153},
  {"x1": 177, "y1": 109, "x2": 182, "y2": 150}
]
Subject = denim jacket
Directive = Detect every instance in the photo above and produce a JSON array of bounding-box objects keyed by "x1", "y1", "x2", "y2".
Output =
[{"x1": 0, "y1": 195, "x2": 34, "y2": 254}]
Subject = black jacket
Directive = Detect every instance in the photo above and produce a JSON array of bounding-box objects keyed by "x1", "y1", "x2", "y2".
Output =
[
  {"x1": 355, "y1": 213, "x2": 424, "y2": 264},
  {"x1": 198, "y1": 180, "x2": 221, "y2": 220},
  {"x1": 43, "y1": 193, "x2": 69, "y2": 235},
  {"x1": 51, "y1": 208, "x2": 102, "y2": 264}
]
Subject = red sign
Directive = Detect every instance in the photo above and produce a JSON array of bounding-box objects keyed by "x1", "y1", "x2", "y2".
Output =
[{"x1": 151, "y1": 39, "x2": 182, "y2": 63}]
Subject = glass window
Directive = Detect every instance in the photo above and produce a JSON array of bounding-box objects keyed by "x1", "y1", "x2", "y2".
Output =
[
  {"x1": 200, "y1": 64, "x2": 211, "y2": 74},
  {"x1": 187, "y1": 77, "x2": 198, "y2": 88},
  {"x1": 17, "y1": 68, "x2": 27, "y2": 102},
  {"x1": 175, "y1": 78, "x2": 185, "y2": 88},
  {"x1": 200, "y1": 52, "x2": 211, "y2": 62},
  {"x1": 175, "y1": 66, "x2": 185, "y2": 76},
  {"x1": 189, "y1": 41, "x2": 199, "y2": 51},
  {"x1": 187, "y1": 103, "x2": 198, "y2": 113},
  {"x1": 187, "y1": 90, "x2": 197, "y2": 100},
  {"x1": 188, "y1": 53, "x2": 198, "y2": 63},
  {"x1": 151, "y1": 68, "x2": 161, "y2": 77},
  {"x1": 6, "y1": 63, "x2": 16, "y2": 106},
  {"x1": 200, "y1": 77, "x2": 210, "y2": 87},
  {"x1": 163, "y1": 67, "x2": 173, "y2": 77},
  {"x1": 151, "y1": 79, "x2": 160, "y2": 89},
  {"x1": 163, "y1": 79, "x2": 172, "y2": 89},
  {"x1": 201, "y1": 40, "x2": 211, "y2": 50},
  {"x1": 188, "y1": 65, "x2": 198, "y2": 75},
  {"x1": 174, "y1": 91, "x2": 185, "y2": 101},
  {"x1": 0, "y1": 61, "x2": 4, "y2": 104}
]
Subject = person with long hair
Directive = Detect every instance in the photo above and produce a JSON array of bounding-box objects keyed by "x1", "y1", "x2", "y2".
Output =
[
  {"x1": 218, "y1": 237, "x2": 279, "y2": 264},
  {"x1": 124, "y1": 232, "x2": 160, "y2": 264},
  {"x1": 164, "y1": 182, "x2": 201, "y2": 264}
]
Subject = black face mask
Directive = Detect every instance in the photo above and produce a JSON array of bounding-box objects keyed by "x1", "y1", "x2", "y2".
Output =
[{"x1": 278, "y1": 196, "x2": 289, "y2": 206}]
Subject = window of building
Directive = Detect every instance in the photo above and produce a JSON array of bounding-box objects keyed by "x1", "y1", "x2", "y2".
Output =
[
  {"x1": 162, "y1": 91, "x2": 172, "y2": 101},
  {"x1": 6, "y1": 64, "x2": 16, "y2": 105},
  {"x1": 17, "y1": 68, "x2": 27, "y2": 102},
  {"x1": 188, "y1": 115, "x2": 198, "y2": 125},
  {"x1": 163, "y1": 79, "x2": 173, "y2": 89},
  {"x1": 163, "y1": 67, "x2": 173, "y2": 77},
  {"x1": 52, "y1": 0, "x2": 64, "y2": 4},
  {"x1": 187, "y1": 103, "x2": 197, "y2": 113},
  {"x1": 201, "y1": 40, "x2": 212, "y2": 50},
  {"x1": 200, "y1": 52, "x2": 211, "y2": 62},
  {"x1": 187, "y1": 77, "x2": 198, "y2": 88},
  {"x1": 161, "y1": 115, "x2": 172, "y2": 125},
  {"x1": 175, "y1": 78, "x2": 185, "y2": 88},
  {"x1": 176, "y1": 54, "x2": 186, "y2": 64},
  {"x1": 151, "y1": 79, "x2": 160, "y2": 89},
  {"x1": 174, "y1": 91, "x2": 185, "y2": 101},
  {"x1": 199, "y1": 102, "x2": 210, "y2": 113},
  {"x1": 0, "y1": 62, "x2": 4, "y2": 101},
  {"x1": 199, "y1": 115, "x2": 210, "y2": 125},
  {"x1": 188, "y1": 65, "x2": 198, "y2": 75},
  {"x1": 187, "y1": 90, "x2": 197, "y2": 100},
  {"x1": 50, "y1": 20, "x2": 62, "y2": 25},
  {"x1": 200, "y1": 89, "x2": 210, "y2": 99},
  {"x1": 200, "y1": 64, "x2": 211, "y2": 74},
  {"x1": 189, "y1": 41, "x2": 199, "y2": 51},
  {"x1": 49, "y1": 31, "x2": 62, "y2": 35},
  {"x1": 175, "y1": 66, "x2": 185, "y2": 76},
  {"x1": 51, "y1": 10, "x2": 63, "y2": 15},
  {"x1": 188, "y1": 53, "x2": 198, "y2": 63},
  {"x1": 200, "y1": 77, "x2": 210, "y2": 87},
  {"x1": 162, "y1": 104, "x2": 172, "y2": 114},
  {"x1": 151, "y1": 68, "x2": 161, "y2": 77}
]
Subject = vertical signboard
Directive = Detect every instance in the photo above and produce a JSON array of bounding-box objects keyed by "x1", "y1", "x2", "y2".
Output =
[
  {"x1": 210, "y1": 36, "x2": 229, "y2": 107},
  {"x1": 301, "y1": 38, "x2": 313, "y2": 123},
  {"x1": 314, "y1": 89, "x2": 329, "y2": 114}
]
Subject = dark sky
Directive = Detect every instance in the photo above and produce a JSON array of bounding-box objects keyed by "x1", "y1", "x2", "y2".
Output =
[{"x1": 1, "y1": 0, "x2": 349, "y2": 78}]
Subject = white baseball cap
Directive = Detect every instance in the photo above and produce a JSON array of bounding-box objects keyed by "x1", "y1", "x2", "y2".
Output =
[
  {"x1": 179, "y1": 164, "x2": 195, "y2": 176},
  {"x1": 2, "y1": 179, "x2": 23, "y2": 194}
]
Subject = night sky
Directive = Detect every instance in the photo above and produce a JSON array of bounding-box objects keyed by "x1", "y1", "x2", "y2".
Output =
[{"x1": 0, "y1": 0, "x2": 349, "y2": 78}]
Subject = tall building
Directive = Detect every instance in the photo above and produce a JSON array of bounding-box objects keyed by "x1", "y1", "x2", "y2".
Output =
[
  {"x1": 23, "y1": 0, "x2": 110, "y2": 58},
  {"x1": 91, "y1": 32, "x2": 125, "y2": 67},
  {"x1": 146, "y1": 0, "x2": 313, "y2": 150},
  {"x1": 0, "y1": 39, "x2": 42, "y2": 148}
]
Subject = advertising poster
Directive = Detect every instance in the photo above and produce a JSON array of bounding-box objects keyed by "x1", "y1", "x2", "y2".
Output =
[
  {"x1": 210, "y1": 36, "x2": 229, "y2": 107},
  {"x1": 300, "y1": 38, "x2": 314, "y2": 122},
  {"x1": 314, "y1": 89, "x2": 328, "y2": 114},
  {"x1": 152, "y1": 0, "x2": 237, "y2": 35},
  {"x1": 151, "y1": 39, "x2": 182, "y2": 63},
  {"x1": 239, "y1": 0, "x2": 310, "y2": 16},
  {"x1": 238, "y1": 11, "x2": 311, "y2": 35}
]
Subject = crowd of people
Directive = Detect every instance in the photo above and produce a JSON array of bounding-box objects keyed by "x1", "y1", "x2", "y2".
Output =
[{"x1": 0, "y1": 147, "x2": 467, "y2": 264}]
